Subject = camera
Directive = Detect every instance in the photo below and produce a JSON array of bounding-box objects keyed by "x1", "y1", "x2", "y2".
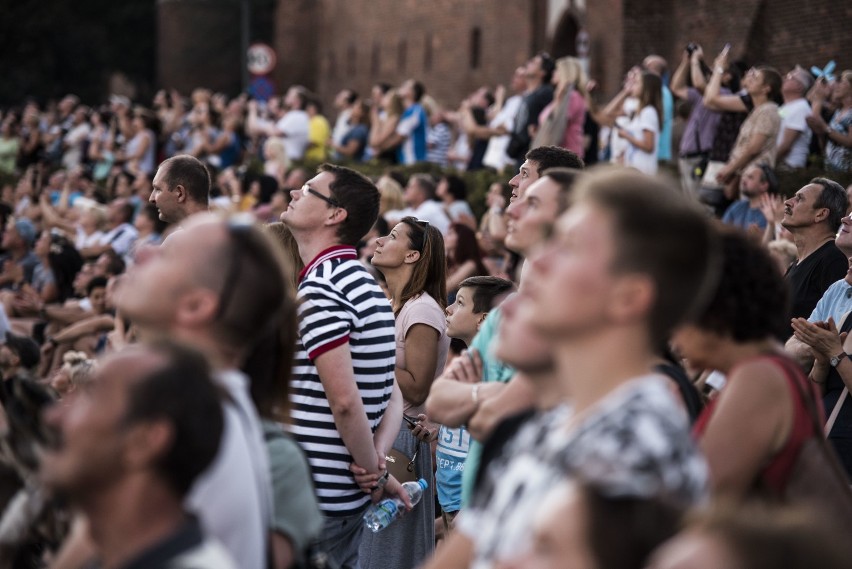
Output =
[{"x1": 686, "y1": 42, "x2": 698, "y2": 55}]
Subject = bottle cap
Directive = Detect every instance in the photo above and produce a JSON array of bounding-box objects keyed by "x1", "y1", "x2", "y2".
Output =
[{"x1": 417, "y1": 478, "x2": 428, "y2": 490}]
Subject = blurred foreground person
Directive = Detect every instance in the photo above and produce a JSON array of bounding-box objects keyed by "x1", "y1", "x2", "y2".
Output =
[
  {"x1": 674, "y1": 230, "x2": 820, "y2": 500},
  {"x1": 499, "y1": 481, "x2": 683, "y2": 569},
  {"x1": 649, "y1": 503, "x2": 852, "y2": 569},
  {"x1": 110, "y1": 213, "x2": 294, "y2": 568},
  {"x1": 426, "y1": 168, "x2": 719, "y2": 569},
  {"x1": 41, "y1": 342, "x2": 235, "y2": 568}
]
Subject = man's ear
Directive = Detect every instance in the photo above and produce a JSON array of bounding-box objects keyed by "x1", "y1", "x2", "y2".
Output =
[
  {"x1": 124, "y1": 420, "x2": 173, "y2": 470},
  {"x1": 608, "y1": 274, "x2": 655, "y2": 325},
  {"x1": 326, "y1": 206, "x2": 348, "y2": 226},
  {"x1": 174, "y1": 184, "x2": 187, "y2": 204},
  {"x1": 174, "y1": 288, "x2": 220, "y2": 328}
]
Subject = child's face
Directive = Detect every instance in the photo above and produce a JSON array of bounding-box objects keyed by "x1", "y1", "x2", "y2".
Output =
[{"x1": 445, "y1": 287, "x2": 485, "y2": 344}]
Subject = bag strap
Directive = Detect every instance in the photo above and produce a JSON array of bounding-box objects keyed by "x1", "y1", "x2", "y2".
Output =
[
  {"x1": 825, "y1": 388, "x2": 849, "y2": 436},
  {"x1": 771, "y1": 355, "x2": 825, "y2": 438},
  {"x1": 823, "y1": 309, "x2": 852, "y2": 435}
]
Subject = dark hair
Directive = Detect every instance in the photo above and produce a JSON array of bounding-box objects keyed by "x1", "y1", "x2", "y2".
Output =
[
  {"x1": 97, "y1": 249, "x2": 126, "y2": 277},
  {"x1": 684, "y1": 502, "x2": 852, "y2": 569},
  {"x1": 4, "y1": 333, "x2": 40, "y2": 370},
  {"x1": 410, "y1": 173, "x2": 437, "y2": 201},
  {"x1": 441, "y1": 175, "x2": 467, "y2": 201},
  {"x1": 409, "y1": 80, "x2": 425, "y2": 102},
  {"x1": 458, "y1": 276, "x2": 515, "y2": 313},
  {"x1": 384, "y1": 169, "x2": 407, "y2": 189},
  {"x1": 254, "y1": 174, "x2": 280, "y2": 205},
  {"x1": 689, "y1": 228, "x2": 789, "y2": 342},
  {"x1": 482, "y1": 90, "x2": 496, "y2": 108},
  {"x1": 542, "y1": 167, "x2": 583, "y2": 215},
  {"x1": 525, "y1": 145, "x2": 585, "y2": 175},
  {"x1": 192, "y1": 220, "x2": 296, "y2": 422},
  {"x1": 47, "y1": 234, "x2": 84, "y2": 303},
  {"x1": 576, "y1": 168, "x2": 720, "y2": 347},
  {"x1": 397, "y1": 217, "x2": 447, "y2": 313},
  {"x1": 538, "y1": 52, "x2": 556, "y2": 84},
  {"x1": 639, "y1": 71, "x2": 664, "y2": 128},
  {"x1": 243, "y1": 222, "x2": 301, "y2": 422},
  {"x1": 159, "y1": 155, "x2": 211, "y2": 206},
  {"x1": 86, "y1": 275, "x2": 108, "y2": 297},
  {"x1": 757, "y1": 66, "x2": 784, "y2": 105},
  {"x1": 811, "y1": 177, "x2": 848, "y2": 233},
  {"x1": 120, "y1": 341, "x2": 223, "y2": 496},
  {"x1": 320, "y1": 163, "x2": 381, "y2": 246},
  {"x1": 448, "y1": 223, "x2": 488, "y2": 278},
  {"x1": 344, "y1": 89, "x2": 359, "y2": 105},
  {"x1": 583, "y1": 484, "x2": 684, "y2": 569},
  {"x1": 139, "y1": 202, "x2": 169, "y2": 235},
  {"x1": 756, "y1": 164, "x2": 779, "y2": 195},
  {"x1": 116, "y1": 200, "x2": 135, "y2": 224}
]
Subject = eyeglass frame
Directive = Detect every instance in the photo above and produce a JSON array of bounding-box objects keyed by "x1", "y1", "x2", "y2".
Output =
[{"x1": 300, "y1": 183, "x2": 340, "y2": 208}]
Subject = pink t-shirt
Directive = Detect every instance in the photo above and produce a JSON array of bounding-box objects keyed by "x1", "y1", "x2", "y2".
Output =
[
  {"x1": 538, "y1": 89, "x2": 587, "y2": 155},
  {"x1": 396, "y1": 292, "x2": 450, "y2": 415}
]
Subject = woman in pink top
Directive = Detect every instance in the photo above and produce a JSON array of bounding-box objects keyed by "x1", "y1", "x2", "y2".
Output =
[{"x1": 535, "y1": 56, "x2": 588, "y2": 155}]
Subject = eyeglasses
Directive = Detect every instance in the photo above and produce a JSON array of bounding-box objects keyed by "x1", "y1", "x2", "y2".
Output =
[
  {"x1": 402, "y1": 216, "x2": 430, "y2": 252},
  {"x1": 301, "y1": 184, "x2": 340, "y2": 208}
]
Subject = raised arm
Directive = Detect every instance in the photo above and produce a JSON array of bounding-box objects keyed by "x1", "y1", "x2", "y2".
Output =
[{"x1": 703, "y1": 47, "x2": 749, "y2": 112}]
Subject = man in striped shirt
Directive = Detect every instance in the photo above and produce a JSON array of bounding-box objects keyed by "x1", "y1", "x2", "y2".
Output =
[{"x1": 282, "y1": 163, "x2": 403, "y2": 569}]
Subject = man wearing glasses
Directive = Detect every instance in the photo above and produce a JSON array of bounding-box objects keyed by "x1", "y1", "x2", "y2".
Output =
[{"x1": 282, "y1": 163, "x2": 403, "y2": 569}]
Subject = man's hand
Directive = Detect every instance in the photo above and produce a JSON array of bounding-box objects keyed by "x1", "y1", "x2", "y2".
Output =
[
  {"x1": 442, "y1": 349, "x2": 484, "y2": 384},
  {"x1": 791, "y1": 317, "x2": 846, "y2": 363},
  {"x1": 381, "y1": 475, "x2": 413, "y2": 510}
]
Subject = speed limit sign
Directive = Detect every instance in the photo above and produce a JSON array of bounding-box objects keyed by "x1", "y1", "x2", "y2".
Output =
[{"x1": 247, "y1": 43, "x2": 277, "y2": 76}]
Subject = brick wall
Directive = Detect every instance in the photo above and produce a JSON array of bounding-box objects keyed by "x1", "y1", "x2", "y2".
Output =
[
  {"x1": 158, "y1": 0, "x2": 242, "y2": 95},
  {"x1": 273, "y1": 0, "x2": 536, "y2": 109},
  {"x1": 157, "y1": 0, "x2": 850, "y2": 108}
]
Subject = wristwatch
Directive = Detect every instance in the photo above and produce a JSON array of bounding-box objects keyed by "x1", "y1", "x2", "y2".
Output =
[{"x1": 830, "y1": 352, "x2": 846, "y2": 367}]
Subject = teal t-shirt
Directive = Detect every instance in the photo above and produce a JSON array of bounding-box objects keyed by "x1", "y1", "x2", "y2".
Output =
[{"x1": 460, "y1": 307, "x2": 515, "y2": 506}]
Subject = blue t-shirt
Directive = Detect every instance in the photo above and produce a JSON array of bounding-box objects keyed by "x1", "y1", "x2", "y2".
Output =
[
  {"x1": 809, "y1": 279, "x2": 852, "y2": 324},
  {"x1": 396, "y1": 103, "x2": 428, "y2": 165},
  {"x1": 460, "y1": 306, "x2": 515, "y2": 507},
  {"x1": 341, "y1": 124, "x2": 369, "y2": 161},
  {"x1": 435, "y1": 424, "x2": 471, "y2": 512},
  {"x1": 721, "y1": 200, "x2": 768, "y2": 231}
]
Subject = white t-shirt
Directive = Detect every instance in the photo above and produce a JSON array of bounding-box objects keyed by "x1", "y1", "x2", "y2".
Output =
[
  {"x1": 777, "y1": 98, "x2": 812, "y2": 168},
  {"x1": 187, "y1": 369, "x2": 271, "y2": 569},
  {"x1": 483, "y1": 95, "x2": 523, "y2": 172},
  {"x1": 102, "y1": 223, "x2": 139, "y2": 257},
  {"x1": 275, "y1": 110, "x2": 310, "y2": 161},
  {"x1": 75, "y1": 227, "x2": 106, "y2": 251},
  {"x1": 624, "y1": 105, "x2": 660, "y2": 175}
]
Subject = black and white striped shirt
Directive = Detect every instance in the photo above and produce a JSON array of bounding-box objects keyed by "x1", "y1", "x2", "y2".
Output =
[{"x1": 288, "y1": 246, "x2": 396, "y2": 516}]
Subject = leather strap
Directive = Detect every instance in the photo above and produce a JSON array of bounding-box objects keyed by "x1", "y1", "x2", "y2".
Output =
[{"x1": 825, "y1": 387, "x2": 849, "y2": 436}]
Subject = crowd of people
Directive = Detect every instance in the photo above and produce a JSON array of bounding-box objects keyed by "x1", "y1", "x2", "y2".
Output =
[{"x1": 0, "y1": 41, "x2": 849, "y2": 569}]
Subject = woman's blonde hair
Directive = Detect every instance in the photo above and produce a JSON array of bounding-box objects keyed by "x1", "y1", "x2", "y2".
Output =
[
  {"x1": 376, "y1": 175, "x2": 405, "y2": 215},
  {"x1": 555, "y1": 56, "x2": 589, "y2": 98}
]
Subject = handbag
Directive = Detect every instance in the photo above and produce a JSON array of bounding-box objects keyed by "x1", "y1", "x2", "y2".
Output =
[
  {"x1": 772, "y1": 357, "x2": 852, "y2": 526},
  {"x1": 385, "y1": 447, "x2": 418, "y2": 483},
  {"x1": 825, "y1": 388, "x2": 849, "y2": 436}
]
